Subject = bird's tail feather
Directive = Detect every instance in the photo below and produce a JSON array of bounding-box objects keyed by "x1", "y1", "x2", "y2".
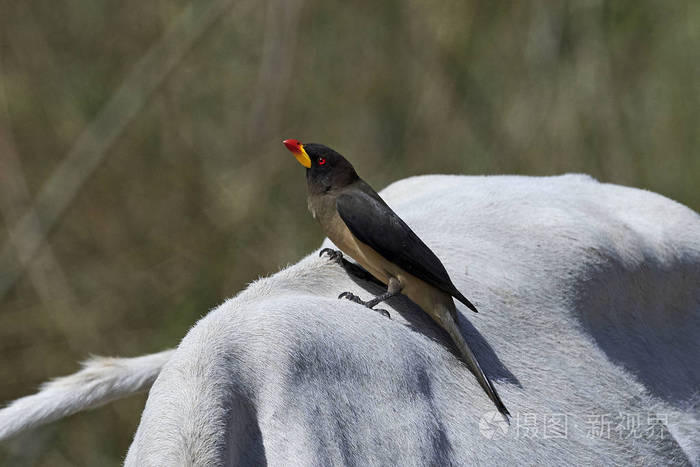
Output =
[
  {"x1": 0, "y1": 349, "x2": 173, "y2": 441},
  {"x1": 440, "y1": 310, "x2": 510, "y2": 418},
  {"x1": 453, "y1": 290, "x2": 479, "y2": 313}
]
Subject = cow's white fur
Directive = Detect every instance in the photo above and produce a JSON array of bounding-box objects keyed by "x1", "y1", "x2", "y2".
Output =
[{"x1": 1, "y1": 174, "x2": 699, "y2": 465}]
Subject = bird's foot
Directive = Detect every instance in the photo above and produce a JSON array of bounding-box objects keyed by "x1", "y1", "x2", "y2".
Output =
[
  {"x1": 319, "y1": 248, "x2": 385, "y2": 286},
  {"x1": 319, "y1": 248, "x2": 344, "y2": 265},
  {"x1": 338, "y1": 292, "x2": 390, "y2": 318}
]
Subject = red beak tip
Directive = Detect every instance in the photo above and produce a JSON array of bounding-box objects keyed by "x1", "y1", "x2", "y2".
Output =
[{"x1": 282, "y1": 139, "x2": 301, "y2": 152}]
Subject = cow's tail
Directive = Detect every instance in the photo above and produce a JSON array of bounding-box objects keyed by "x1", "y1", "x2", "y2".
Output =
[{"x1": 0, "y1": 349, "x2": 174, "y2": 441}]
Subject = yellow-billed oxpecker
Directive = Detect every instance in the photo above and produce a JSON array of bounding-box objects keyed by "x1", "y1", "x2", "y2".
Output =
[{"x1": 282, "y1": 139, "x2": 510, "y2": 417}]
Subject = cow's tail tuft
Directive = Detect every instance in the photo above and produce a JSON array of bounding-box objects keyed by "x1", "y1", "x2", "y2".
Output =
[{"x1": 0, "y1": 349, "x2": 173, "y2": 441}]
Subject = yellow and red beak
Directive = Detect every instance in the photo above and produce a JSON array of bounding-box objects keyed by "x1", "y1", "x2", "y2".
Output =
[{"x1": 282, "y1": 139, "x2": 311, "y2": 168}]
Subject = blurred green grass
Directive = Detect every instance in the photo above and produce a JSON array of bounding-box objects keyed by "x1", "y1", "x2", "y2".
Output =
[{"x1": 1, "y1": 0, "x2": 698, "y2": 464}]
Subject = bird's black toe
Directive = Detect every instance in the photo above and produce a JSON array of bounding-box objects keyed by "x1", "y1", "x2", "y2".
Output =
[
  {"x1": 375, "y1": 308, "x2": 391, "y2": 319},
  {"x1": 338, "y1": 291, "x2": 363, "y2": 304},
  {"x1": 339, "y1": 292, "x2": 391, "y2": 318},
  {"x1": 319, "y1": 248, "x2": 344, "y2": 264}
]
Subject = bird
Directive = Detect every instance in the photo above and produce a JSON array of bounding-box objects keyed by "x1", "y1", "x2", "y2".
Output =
[{"x1": 282, "y1": 138, "x2": 510, "y2": 418}]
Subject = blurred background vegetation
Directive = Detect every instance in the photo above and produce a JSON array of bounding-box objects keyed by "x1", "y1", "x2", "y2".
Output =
[{"x1": 0, "y1": 0, "x2": 698, "y2": 464}]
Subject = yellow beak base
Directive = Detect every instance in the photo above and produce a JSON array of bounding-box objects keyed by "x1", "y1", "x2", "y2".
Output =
[{"x1": 294, "y1": 147, "x2": 311, "y2": 168}]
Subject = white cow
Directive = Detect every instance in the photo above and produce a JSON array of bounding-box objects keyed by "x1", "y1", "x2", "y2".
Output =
[{"x1": 1, "y1": 174, "x2": 699, "y2": 465}]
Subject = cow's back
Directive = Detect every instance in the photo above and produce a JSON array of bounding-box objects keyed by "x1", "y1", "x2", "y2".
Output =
[{"x1": 126, "y1": 174, "x2": 699, "y2": 465}]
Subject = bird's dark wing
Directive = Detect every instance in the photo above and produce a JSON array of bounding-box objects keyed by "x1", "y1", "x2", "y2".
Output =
[{"x1": 336, "y1": 190, "x2": 478, "y2": 312}]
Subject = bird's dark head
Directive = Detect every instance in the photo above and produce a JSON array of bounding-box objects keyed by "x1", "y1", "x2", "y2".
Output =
[{"x1": 282, "y1": 139, "x2": 359, "y2": 194}]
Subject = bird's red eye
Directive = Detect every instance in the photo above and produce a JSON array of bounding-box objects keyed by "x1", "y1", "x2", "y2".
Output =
[{"x1": 318, "y1": 157, "x2": 326, "y2": 165}]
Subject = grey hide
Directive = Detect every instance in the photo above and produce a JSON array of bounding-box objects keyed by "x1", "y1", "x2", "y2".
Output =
[{"x1": 124, "y1": 174, "x2": 699, "y2": 466}]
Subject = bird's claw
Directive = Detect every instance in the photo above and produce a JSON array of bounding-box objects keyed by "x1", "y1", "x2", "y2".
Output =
[
  {"x1": 338, "y1": 291, "x2": 391, "y2": 319},
  {"x1": 319, "y1": 248, "x2": 344, "y2": 264},
  {"x1": 375, "y1": 308, "x2": 391, "y2": 318},
  {"x1": 338, "y1": 291, "x2": 363, "y2": 304}
]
